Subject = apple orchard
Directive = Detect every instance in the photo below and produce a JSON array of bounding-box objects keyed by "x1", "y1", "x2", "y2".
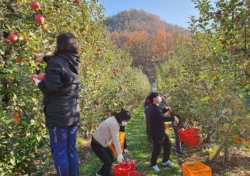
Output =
[
  {"x1": 0, "y1": 0, "x2": 150, "y2": 174},
  {"x1": 0, "y1": 0, "x2": 250, "y2": 175}
]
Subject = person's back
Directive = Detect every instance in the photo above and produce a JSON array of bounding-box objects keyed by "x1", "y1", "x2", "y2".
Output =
[
  {"x1": 34, "y1": 32, "x2": 81, "y2": 176},
  {"x1": 93, "y1": 116, "x2": 120, "y2": 150},
  {"x1": 39, "y1": 53, "x2": 81, "y2": 127},
  {"x1": 144, "y1": 95, "x2": 153, "y2": 144}
]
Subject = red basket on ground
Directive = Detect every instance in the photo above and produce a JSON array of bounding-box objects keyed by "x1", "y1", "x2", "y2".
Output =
[
  {"x1": 113, "y1": 164, "x2": 131, "y2": 176},
  {"x1": 185, "y1": 136, "x2": 201, "y2": 147},
  {"x1": 185, "y1": 128, "x2": 200, "y2": 136},
  {"x1": 178, "y1": 128, "x2": 200, "y2": 147},
  {"x1": 184, "y1": 128, "x2": 200, "y2": 147},
  {"x1": 122, "y1": 158, "x2": 136, "y2": 172},
  {"x1": 178, "y1": 129, "x2": 186, "y2": 142},
  {"x1": 128, "y1": 171, "x2": 146, "y2": 176}
]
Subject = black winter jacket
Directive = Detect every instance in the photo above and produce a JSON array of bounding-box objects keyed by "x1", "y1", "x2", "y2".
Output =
[
  {"x1": 147, "y1": 104, "x2": 174, "y2": 139},
  {"x1": 38, "y1": 54, "x2": 81, "y2": 127}
]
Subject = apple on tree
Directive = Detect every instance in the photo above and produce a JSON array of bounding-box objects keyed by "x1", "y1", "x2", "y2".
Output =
[
  {"x1": 215, "y1": 10, "x2": 222, "y2": 17},
  {"x1": 35, "y1": 14, "x2": 45, "y2": 25},
  {"x1": 229, "y1": 45, "x2": 236, "y2": 52},
  {"x1": 8, "y1": 33, "x2": 18, "y2": 43},
  {"x1": 30, "y1": 1, "x2": 40, "y2": 11},
  {"x1": 16, "y1": 56, "x2": 24, "y2": 63},
  {"x1": 73, "y1": 0, "x2": 81, "y2": 5},
  {"x1": 220, "y1": 39, "x2": 226, "y2": 44}
]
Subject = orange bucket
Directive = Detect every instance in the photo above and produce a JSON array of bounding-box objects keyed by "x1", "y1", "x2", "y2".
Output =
[{"x1": 109, "y1": 132, "x2": 125, "y2": 157}]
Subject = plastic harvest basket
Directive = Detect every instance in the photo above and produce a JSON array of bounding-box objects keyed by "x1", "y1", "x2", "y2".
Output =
[
  {"x1": 182, "y1": 161, "x2": 212, "y2": 176},
  {"x1": 113, "y1": 164, "x2": 131, "y2": 176}
]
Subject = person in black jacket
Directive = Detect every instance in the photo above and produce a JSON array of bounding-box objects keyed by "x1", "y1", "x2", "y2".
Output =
[
  {"x1": 144, "y1": 93, "x2": 153, "y2": 144},
  {"x1": 146, "y1": 92, "x2": 179, "y2": 172},
  {"x1": 32, "y1": 32, "x2": 81, "y2": 176}
]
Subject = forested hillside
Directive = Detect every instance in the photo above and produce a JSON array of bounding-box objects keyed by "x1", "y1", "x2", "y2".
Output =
[{"x1": 104, "y1": 9, "x2": 190, "y2": 82}]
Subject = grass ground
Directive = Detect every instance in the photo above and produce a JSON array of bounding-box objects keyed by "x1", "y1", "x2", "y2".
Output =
[{"x1": 79, "y1": 105, "x2": 182, "y2": 175}]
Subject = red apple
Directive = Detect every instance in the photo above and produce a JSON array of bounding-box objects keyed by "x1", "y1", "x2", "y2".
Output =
[
  {"x1": 220, "y1": 39, "x2": 226, "y2": 44},
  {"x1": 235, "y1": 15, "x2": 240, "y2": 20},
  {"x1": 93, "y1": 101, "x2": 100, "y2": 109},
  {"x1": 215, "y1": 10, "x2": 222, "y2": 17},
  {"x1": 229, "y1": 45, "x2": 236, "y2": 52},
  {"x1": 38, "y1": 73, "x2": 45, "y2": 80},
  {"x1": 224, "y1": 12, "x2": 229, "y2": 17},
  {"x1": 73, "y1": 0, "x2": 80, "y2": 5},
  {"x1": 30, "y1": 1, "x2": 40, "y2": 11},
  {"x1": 29, "y1": 74, "x2": 38, "y2": 80},
  {"x1": 8, "y1": 34, "x2": 18, "y2": 43},
  {"x1": 16, "y1": 56, "x2": 24, "y2": 63},
  {"x1": 35, "y1": 14, "x2": 45, "y2": 25}
]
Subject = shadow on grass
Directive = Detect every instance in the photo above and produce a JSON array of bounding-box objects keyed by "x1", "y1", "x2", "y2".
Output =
[{"x1": 79, "y1": 105, "x2": 182, "y2": 176}]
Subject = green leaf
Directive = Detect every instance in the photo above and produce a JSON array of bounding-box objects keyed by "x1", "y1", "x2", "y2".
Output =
[{"x1": 231, "y1": 115, "x2": 242, "y2": 123}]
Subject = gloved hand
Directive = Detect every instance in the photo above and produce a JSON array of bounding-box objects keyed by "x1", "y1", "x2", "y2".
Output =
[
  {"x1": 165, "y1": 106, "x2": 171, "y2": 111},
  {"x1": 174, "y1": 116, "x2": 179, "y2": 125},
  {"x1": 33, "y1": 77, "x2": 41, "y2": 86},
  {"x1": 117, "y1": 154, "x2": 124, "y2": 163}
]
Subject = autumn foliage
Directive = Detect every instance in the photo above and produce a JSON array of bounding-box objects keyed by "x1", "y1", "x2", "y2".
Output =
[{"x1": 105, "y1": 9, "x2": 190, "y2": 82}]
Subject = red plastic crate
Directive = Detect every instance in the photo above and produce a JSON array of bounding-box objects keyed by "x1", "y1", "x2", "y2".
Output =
[
  {"x1": 178, "y1": 128, "x2": 200, "y2": 147},
  {"x1": 178, "y1": 129, "x2": 186, "y2": 142},
  {"x1": 182, "y1": 162, "x2": 212, "y2": 176},
  {"x1": 113, "y1": 164, "x2": 131, "y2": 176},
  {"x1": 122, "y1": 159, "x2": 136, "y2": 172},
  {"x1": 185, "y1": 136, "x2": 201, "y2": 147}
]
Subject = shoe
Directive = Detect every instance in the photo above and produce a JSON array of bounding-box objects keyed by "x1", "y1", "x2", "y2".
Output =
[
  {"x1": 162, "y1": 160, "x2": 174, "y2": 167},
  {"x1": 152, "y1": 165, "x2": 160, "y2": 172},
  {"x1": 124, "y1": 148, "x2": 129, "y2": 153},
  {"x1": 96, "y1": 172, "x2": 102, "y2": 176},
  {"x1": 175, "y1": 151, "x2": 185, "y2": 156}
]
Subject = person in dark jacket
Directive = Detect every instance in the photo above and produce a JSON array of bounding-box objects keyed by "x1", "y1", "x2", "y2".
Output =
[
  {"x1": 32, "y1": 32, "x2": 81, "y2": 176},
  {"x1": 144, "y1": 94, "x2": 153, "y2": 144},
  {"x1": 146, "y1": 92, "x2": 179, "y2": 172}
]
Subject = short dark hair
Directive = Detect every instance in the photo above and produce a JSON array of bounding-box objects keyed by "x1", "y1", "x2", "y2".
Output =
[
  {"x1": 149, "y1": 92, "x2": 159, "y2": 102},
  {"x1": 115, "y1": 108, "x2": 131, "y2": 123},
  {"x1": 55, "y1": 32, "x2": 79, "y2": 55}
]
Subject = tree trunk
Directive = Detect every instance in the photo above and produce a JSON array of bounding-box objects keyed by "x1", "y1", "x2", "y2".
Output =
[
  {"x1": 224, "y1": 146, "x2": 232, "y2": 164},
  {"x1": 210, "y1": 145, "x2": 224, "y2": 162},
  {"x1": 203, "y1": 132, "x2": 211, "y2": 143}
]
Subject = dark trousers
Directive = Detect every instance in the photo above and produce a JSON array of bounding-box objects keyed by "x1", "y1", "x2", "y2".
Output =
[
  {"x1": 151, "y1": 133, "x2": 171, "y2": 166},
  {"x1": 119, "y1": 126, "x2": 127, "y2": 149},
  {"x1": 145, "y1": 115, "x2": 153, "y2": 144},
  {"x1": 172, "y1": 124, "x2": 182, "y2": 152},
  {"x1": 146, "y1": 125, "x2": 153, "y2": 144},
  {"x1": 91, "y1": 137, "x2": 114, "y2": 176},
  {"x1": 48, "y1": 123, "x2": 79, "y2": 176}
]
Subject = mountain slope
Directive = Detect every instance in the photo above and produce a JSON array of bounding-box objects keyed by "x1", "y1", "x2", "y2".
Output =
[{"x1": 104, "y1": 9, "x2": 190, "y2": 82}]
